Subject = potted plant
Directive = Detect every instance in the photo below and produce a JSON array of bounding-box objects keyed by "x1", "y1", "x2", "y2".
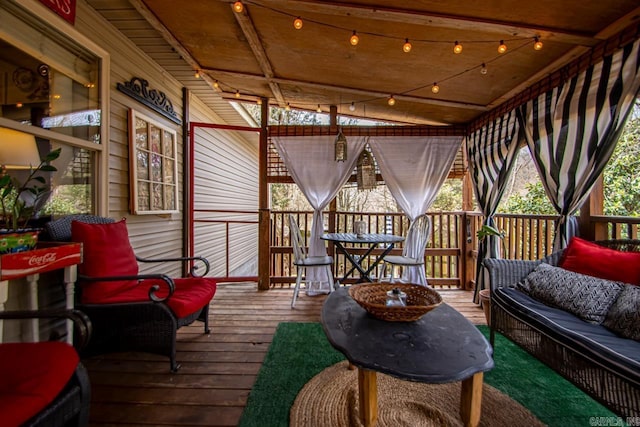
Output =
[{"x1": 0, "y1": 147, "x2": 61, "y2": 254}]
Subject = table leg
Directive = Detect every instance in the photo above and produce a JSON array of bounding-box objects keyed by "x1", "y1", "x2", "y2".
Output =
[
  {"x1": 358, "y1": 368, "x2": 378, "y2": 427},
  {"x1": 460, "y1": 372, "x2": 483, "y2": 427},
  {"x1": 63, "y1": 265, "x2": 77, "y2": 345},
  {"x1": 361, "y1": 243, "x2": 396, "y2": 280},
  {"x1": 27, "y1": 274, "x2": 39, "y2": 342}
]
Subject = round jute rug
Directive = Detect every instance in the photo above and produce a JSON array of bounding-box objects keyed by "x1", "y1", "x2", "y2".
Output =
[{"x1": 290, "y1": 361, "x2": 544, "y2": 427}]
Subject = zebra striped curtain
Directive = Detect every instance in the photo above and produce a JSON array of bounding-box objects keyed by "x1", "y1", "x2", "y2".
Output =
[
  {"x1": 467, "y1": 110, "x2": 521, "y2": 302},
  {"x1": 518, "y1": 39, "x2": 640, "y2": 251}
]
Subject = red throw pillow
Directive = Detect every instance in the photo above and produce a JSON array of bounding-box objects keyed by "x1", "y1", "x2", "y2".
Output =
[
  {"x1": 71, "y1": 219, "x2": 139, "y2": 303},
  {"x1": 560, "y1": 237, "x2": 640, "y2": 285}
]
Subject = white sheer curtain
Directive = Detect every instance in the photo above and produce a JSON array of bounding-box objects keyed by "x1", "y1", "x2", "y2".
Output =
[
  {"x1": 369, "y1": 136, "x2": 463, "y2": 283},
  {"x1": 273, "y1": 135, "x2": 367, "y2": 290}
]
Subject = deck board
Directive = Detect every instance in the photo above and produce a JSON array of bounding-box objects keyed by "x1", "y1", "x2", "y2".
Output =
[{"x1": 86, "y1": 283, "x2": 485, "y2": 426}]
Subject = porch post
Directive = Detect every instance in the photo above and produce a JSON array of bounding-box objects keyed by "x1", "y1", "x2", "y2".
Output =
[
  {"x1": 579, "y1": 175, "x2": 605, "y2": 241},
  {"x1": 258, "y1": 97, "x2": 271, "y2": 290},
  {"x1": 462, "y1": 168, "x2": 475, "y2": 290}
]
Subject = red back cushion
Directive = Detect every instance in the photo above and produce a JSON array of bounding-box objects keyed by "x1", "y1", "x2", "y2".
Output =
[
  {"x1": 72, "y1": 219, "x2": 139, "y2": 303},
  {"x1": 0, "y1": 342, "x2": 79, "y2": 426},
  {"x1": 560, "y1": 237, "x2": 640, "y2": 285}
]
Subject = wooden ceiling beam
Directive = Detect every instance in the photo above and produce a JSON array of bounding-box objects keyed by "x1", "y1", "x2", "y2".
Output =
[
  {"x1": 231, "y1": 4, "x2": 286, "y2": 107},
  {"x1": 202, "y1": 67, "x2": 488, "y2": 112},
  {"x1": 246, "y1": 0, "x2": 602, "y2": 47},
  {"x1": 486, "y1": 8, "x2": 640, "y2": 109}
]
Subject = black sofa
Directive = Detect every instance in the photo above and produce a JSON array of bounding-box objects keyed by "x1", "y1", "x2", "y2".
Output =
[{"x1": 484, "y1": 240, "x2": 640, "y2": 419}]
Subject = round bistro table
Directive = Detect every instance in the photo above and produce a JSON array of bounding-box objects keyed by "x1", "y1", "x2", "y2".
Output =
[{"x1": 321, "y1": 287, "x2": 494, "y2": 427}]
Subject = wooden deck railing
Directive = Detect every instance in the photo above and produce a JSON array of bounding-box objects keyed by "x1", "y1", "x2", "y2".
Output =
[
  {"x1": 270, "y1": 211, "x2": 565, "y2": 290},
  {"x1": 199, "y1": 210, "x2": 639, "y2": 290}
]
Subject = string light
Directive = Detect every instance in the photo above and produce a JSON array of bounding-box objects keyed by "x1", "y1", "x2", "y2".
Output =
[
  {"x1": 293, "y1": 17, "x2": 303, "y2": 30},
  {"x1": 480, "y1": 63, "x2": 488, "y2": 74},
  {"x1": 388, "y1": 95, "x2": 396, "y2": 106},
  {"x1": 350, "y1": 31, "x2": 359, "y2": 46},
  {"x1": 213, "y1": 80, "x2": 220, "y2": 89},
  {"x1": 453, "y1": 41, "x2": 463, "y2": 54},
  {"x1": 431, "y1": 83, "x2": 440, "y2": 94},
  {"x1": 349, "y1": 102, "x2": 356, "y2": 112},
  {"x1": 403, "y1": 38, "x2": 412, "y2": 53},
  {"x1": 533, "y1": 37, "x2": 543, "y2": 51},
  {"x1": 498, "y1": 40, "x2": 507, "y2": 54},
  {"x1": 235, "y1": 90, "x2": 241, "y2": 98},
  {"x1": 256, "y1": 98, "x2": 262, "y2": 105},
  {"x1": 233, "y1": 1, "x2": 243, "y2": 13},
  {"x1": 285, "y1": 103, "x2": 291, "y2": 111},
  {"x1": 316, "y1": 104, "x2": 322, "y2": 113},
  {"x1": 194, "y1": 71, "x2": 201, "y2": 78}
]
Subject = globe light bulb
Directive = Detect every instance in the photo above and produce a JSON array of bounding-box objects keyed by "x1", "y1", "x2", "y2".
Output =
[
  {"x1": 350, "y1": 31, "x2": 359, "y2": 46},
  {"x1": 349, "y1": 102, "x2": 356, "y2": 112},
  {"x1": 293, "y1": 17, "x2": 303, "y2": 30},
  {"x1": 235, "y1": 90, "x2": 241, "y2": 98},
  {"x1": 256, "y1": 98, "x2": 262, "y2": 105},
  {"x1": 480, "y1": 63, "x2": 488, "y2": 75},
  {"x1": 285, "y1": 103, "x2": 291, "y2": 111},
  {"x1": 213, "y1": 80, "x2": 220, "y2": 89},
  {"x1": 388, "y1": 95, "x2": 396, "y2": 106},
  {"x1": 498, "y1": 40, "x2": 507, "y2": 54},
  {"x1": 194, "y1": 71, "x2": 201, "y2": 78},
  {"x1": 431, "y1": 83, "x2": 440, "y2": 94},
  {"x1": 534, "y1": 37, "x2": 543, "y2": 51},
  {"x1": 316, "y1": 104, "x2": 322, "y2": 113},
  {"x1": 403, "y1": 38, "x2": 412, "y2": 53},
  {"x1": 453, "y1": 41, "x2": 463, "y2": 54},
  {"x1": 233, "y1": 1, "x2": 243, "y2": 13}
]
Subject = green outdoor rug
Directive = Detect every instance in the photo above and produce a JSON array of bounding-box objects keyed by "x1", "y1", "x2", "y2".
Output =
[{"x1": 238, "y1": 322, "x2": 619, "y2": 427}]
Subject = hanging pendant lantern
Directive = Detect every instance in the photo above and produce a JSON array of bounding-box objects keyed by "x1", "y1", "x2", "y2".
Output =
[
  {"x1": 334, "y1": 129, "x2": 347, "y2": 162},
  {"x1": 357, "y1": 149, "x2": 376, "y2": 191}
]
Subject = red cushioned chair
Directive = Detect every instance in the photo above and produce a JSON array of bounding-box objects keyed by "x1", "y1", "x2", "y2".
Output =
[
  {"x1": 45, "y1": 215, "x2": 217, "y2": 372},
  {"x1": 0, "y1": 309, "x2": 92, "y2": 427}
]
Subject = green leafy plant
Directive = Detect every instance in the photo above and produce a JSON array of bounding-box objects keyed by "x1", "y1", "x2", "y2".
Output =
[
  {"x1": 0, "y1": 148, "x2": 61, "y2": 231},
  {"x1": 477, "y1": 224, "x2": 507, "y2": 257}
]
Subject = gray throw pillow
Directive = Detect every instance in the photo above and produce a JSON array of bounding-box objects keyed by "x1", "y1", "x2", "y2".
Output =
[
  {"x1": 603, "y1": 284, "x2": 640, "y2": 341},
  {"x1": 516, "y1": 263, "x2": 624, "y2": 324}
]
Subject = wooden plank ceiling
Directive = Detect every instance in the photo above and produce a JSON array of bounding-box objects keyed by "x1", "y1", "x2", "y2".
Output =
[{"x1": 88, "y1": 0, "x2": 640, "y2": 126}]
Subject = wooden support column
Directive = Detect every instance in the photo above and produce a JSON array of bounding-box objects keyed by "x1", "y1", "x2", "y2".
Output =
[
  {"x1": 579, "y1": 175, "x2": 605, "y2": 241},
  {"x1": 462, "y1": 159, "x2": 476, "y2": 290},
  {"x1": 258, "y1": 97, "x2": 271, "y2": 290}
]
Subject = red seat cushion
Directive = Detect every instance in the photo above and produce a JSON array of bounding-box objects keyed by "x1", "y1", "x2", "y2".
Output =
[
  {"x1": 0, "y1": 342, "x2": 79, "y2": 426},
  {"x1": 560, "y1": 237, "x2": 640, "y2": 285},
  {"x1": 84, "y1": 277, "x2": 217, "y2": 318},
  {"x1": 71, "y1": 219, "x2": 139, "y2": 304}
]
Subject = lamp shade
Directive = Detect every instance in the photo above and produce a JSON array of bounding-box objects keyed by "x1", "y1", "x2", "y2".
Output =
[{"x1": 0, "y1": 128, "x2": 41, "y2": 170}]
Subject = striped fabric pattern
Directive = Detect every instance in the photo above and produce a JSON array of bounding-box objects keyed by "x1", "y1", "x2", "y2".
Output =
[
  {"x1": 518, "y1": 39, "x2": 640, "y2": 251},
  {"x1": 467, "y1": 110, "x2": 521, "y2": 302}
]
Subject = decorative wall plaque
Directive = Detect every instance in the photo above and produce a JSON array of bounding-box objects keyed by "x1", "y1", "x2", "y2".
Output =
[{"x1": 117, "y1": 77, "x2": 181, "y2": 124}]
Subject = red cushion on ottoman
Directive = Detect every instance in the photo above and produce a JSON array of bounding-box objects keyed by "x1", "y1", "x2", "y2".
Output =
[
  {"x1": 560, "y1": 237, "x2": 640, "y2": 285},
  {"x1": 84, "y1": 277, "x2": 217, "y2": 318},
  {"x1": 72, "y1": 219, "x2": 139, "y2": 303},
  {"x1": 0, "y1": 342, "x2": 79, "y2": 426}
]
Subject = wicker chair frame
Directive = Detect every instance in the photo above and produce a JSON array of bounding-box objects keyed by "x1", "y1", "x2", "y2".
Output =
[
  {"x1": 45, "y1": 215, "x2": 214, "y2": 372},
  {"x1": 484, "y1": 239, "x2": 640, "y2": 418},
  {"x1": 0, "y1": 309, "x2": 92, "y2": 427}
]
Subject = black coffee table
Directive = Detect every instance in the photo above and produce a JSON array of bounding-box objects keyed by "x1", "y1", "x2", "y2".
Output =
[{"x1": 321, "y1": 287, "x2": 494, "y2": 427}]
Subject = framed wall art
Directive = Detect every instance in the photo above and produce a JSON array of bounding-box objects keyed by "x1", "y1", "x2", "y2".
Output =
[{"x1": 128, "y1": 109, "x2": 179, "y2": 215}]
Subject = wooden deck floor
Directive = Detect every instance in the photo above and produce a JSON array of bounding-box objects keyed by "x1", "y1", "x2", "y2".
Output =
[{"x1": 84, "y1": 283, "x2": 485, "y2": 426}]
